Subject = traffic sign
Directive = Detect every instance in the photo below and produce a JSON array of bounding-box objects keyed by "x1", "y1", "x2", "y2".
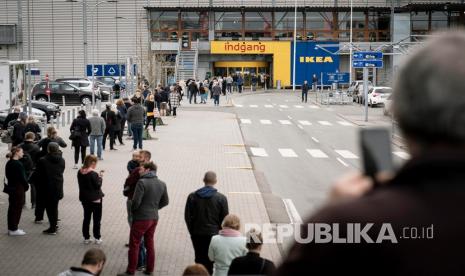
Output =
[
  {"x1": 353, "y1": 51, "x2": 383, "y2": 60},
  {"x1": 104, "y1": 64, "x2": 120, "y2": 77},
  {"x1": 86, "y1": 64, "x2": 104, "y2": 77},
  {"x1": 26, "y1": 68, "x2": 40, "y2": 76},
  {"x1": 120, "y1": 64, "x2": 137, "y2": 76},
  {"x1": 324, "y1": 72, "x2": 350, "y2": 84},
  {"x1": 45, "y1": 88, "x2": 51, "y2": 96},
  {"x1": 352, "y1": 60, "x2": 383, "y2": 68}
]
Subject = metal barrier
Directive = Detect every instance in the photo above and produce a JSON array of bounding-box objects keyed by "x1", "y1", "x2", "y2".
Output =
[{"x1": 318, "y1": 89, "x2": 353, "y2": 105}]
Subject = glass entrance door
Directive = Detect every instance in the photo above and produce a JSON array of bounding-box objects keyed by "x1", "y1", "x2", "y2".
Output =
[{"x1": 243, "y1": 67, "x2": 257, "y2": 87}]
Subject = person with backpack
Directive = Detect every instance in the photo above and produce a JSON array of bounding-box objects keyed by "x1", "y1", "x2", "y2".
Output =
[
  {"x1": 70, "y1": 110, "x2": 91, "y2": 169},
  {"x1": 24, "y1": 116, "x2": 42, "y2": 141},
  {"x1": 101, "y1": 104, "x2": 117, "y2": 151},
  {"x1": 2, "y1": 107, "x2": 20, "y2": 130}
]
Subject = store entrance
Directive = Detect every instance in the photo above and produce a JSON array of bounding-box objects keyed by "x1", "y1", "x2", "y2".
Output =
[{"x1": 213, "y1": 61, "x2": 270, "y2": 88}]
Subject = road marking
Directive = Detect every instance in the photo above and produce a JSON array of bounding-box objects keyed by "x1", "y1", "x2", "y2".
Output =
[
  {"x1": 240, "y1": 119, "x2": 252, "y2": 124},
  {"x1": 226, "y1": 166, "x2": 253, "y2": 170},
  {"x1": 337, "y1": 121, "x2": 354, "y2": 126},
  {"x1": 224, "y1": 151, "x2": 248, "y2": 154},
  {"x1": 309, "y1": 105, "x2": 320, "y2": 109},
  {"x1": 318, "y1": 121, "x2": 333, "y2": 126},
  {"x1": 264, "y1": 104, "x2": 273, "y2": 108},
  {"x1": 287, "y1": 115, "x2": 293, "y2": 119},
  {"x1": 311, "y1": 137, "x2": 319, "y2": 143},
  {"x1": 337, "y1": 158, "x2": 349, "y2": 167},
  {"x1": 250, "y1": 147, "x2": 268, "y2": 157},
  {"x1": 249, "y1": 104, "x2": 258, "y2": 108},
  {"x1": 294, "y1": 105, "x2": 304, "y2": 108},
  {"x1": 297, "y1": 125, "x2": 304, "y2": 129},
  {"x1": 306, "y1": 149, "x2": 328, "y2": 158},
  {"x1": 234, "y1": 104, "x2": 243, "y2": 107},
  {"x1": 279, "y1": 120, "x2": 292, "y2": 125},
  {"x1": 260, "y1": 119, "x2": 272, "y2": 125},
  {"x1": 278, "y1": 148, "x2": 298, "y2": 158},
  {"x1": 224, "y1": 144, "x2": 246, "y2": 147},
  {"x1": 335, "y1": 150, "x2": 359, "y2": 159},
  {"x1": 228, "y1": 191, "x2": 261, "y2": 195},
  {"x1": 279, "y1": 105, "x2": 289, "y2": 108},
  {"x1": 283, "y1": 199, "x2": 303, "y2": 224},
  {"x1": 393, "y1": 151, "x2": 410, "y2": 160},
  {"x1": 298, "y1": 120, "x2": 312, "y2": 126}
]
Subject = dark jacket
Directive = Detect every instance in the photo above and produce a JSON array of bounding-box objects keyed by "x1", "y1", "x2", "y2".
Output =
[
  {"x1": 127, "y1": 160, "x2": 139, "y2": 174},
  {"x1": 145, "y1": 101, "x2": 155, "y2": 114},
  {"x1": 12, "y1": 121, "x2": 26, "y2": 146},
  {"x1": 30, "y1": 153, "x2": 65, "y2": 200},
  {"x1": 101, "y1": 108, "x2": 117, "y2": 129},
  {"x1": 185, "y1": 186, "x2": 229, "y2": 236},
  {"x1": 188, "y1": 82, "x2": 199, "y2": 94},
  {"x1": 275, "y1": 150, "x2": 465, "y2": 276},
  {"x1": 4, "y1": 159, "x2": 28, "y2": 193},
  {"x1": 302, "y1": 83, "x2": 309, "y2": 93},
  {"x1": 3, "y1": 112, "x2": 19, "y2": 130},
  {"x1": 113, "y1": 110, "x2": 122, "y2": 131},
  {"x1": 37, "y1": 137, "x2": 67, "y2": 158},
  {"x1": 131, "y1": 171, "x2": 169, "y2": 221},
  {"x1": 77, "y1": 169, "x2": 104, "y2": 203},
  {"x1": 228, "y1": 252, "x2": 276, "y2": 276},
  {"x1": 117, "y1": 104, "x2": 127, "y2": 121},
  {"x1": 70, "y1": 117, "x2": 91, "y2": 147},
  {"x1": 123, "y1": 168, "x2": 140, "y2": 199},
  {"x1": 20, "y1": 141, "x2": 41, "y2": 166},
  {"x1": 160, "y1": 90, "x2": 169, "y2": 102},
  {"x1": 24, "y1": 122, "x2": 41, "y2": 140},
  {"x1": 127, "y1": 104, "x2": 145, "y2": 125}
]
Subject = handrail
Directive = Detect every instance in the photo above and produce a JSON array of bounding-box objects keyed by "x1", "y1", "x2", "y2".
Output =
[
  {"x1": 193, "y1": 39, "x2": 199, "y2": 80},
  {"x1": 174, "y1": 38, "x2": 181, "y2": 83}
]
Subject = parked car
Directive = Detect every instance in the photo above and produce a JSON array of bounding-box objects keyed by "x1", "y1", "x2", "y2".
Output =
[
  {"x1": 347, "y1": 80, "x2": 364, "y2": 97},
  {"x1": 0, "y1": 107, "x2": 47, "y2": 129},
  {"x1": 31, "y1": 81, "x2": 109, "y2": 105},
  {"x1": 56, "y1": 78, "x2": 103, "y2": 96},
  {"x1": 383, "y1": 94, "x2": 393, "y2": 116},
  {"x1": 367, "y1": 86, "x2": 392, "y2": 107},
  {"x1": 94, "y1": 76, "x2": 116, "y2": 86},
  {"x1": 28, "y1": 100, "x2": 61, "y2": 122},
  {"x1": 95, "y1": 81, "x2": 112, "y2": 93}
]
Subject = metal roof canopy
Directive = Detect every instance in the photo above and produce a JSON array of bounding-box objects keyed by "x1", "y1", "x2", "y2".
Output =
[{"x1": 0, "y1": 59, "x2": 40, "y2": 65}]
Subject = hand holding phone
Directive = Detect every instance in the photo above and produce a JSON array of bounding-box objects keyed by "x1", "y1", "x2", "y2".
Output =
[{"x1": 360, "y1": 128, "x2": 394, "y2": 184}]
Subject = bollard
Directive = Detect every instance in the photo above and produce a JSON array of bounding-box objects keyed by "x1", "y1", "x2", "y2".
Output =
[
  {"x1": 56, "y1": 114, "x2": 60, "y2": 129},
  {"x1": 97, "y1": 99, "x2": 102, "y2": 112},
  {"x1": 67, "y1": 110, "x2": 71, "y2": 125},
  {"x1": 61, "y1": 112, "x2": 65, "y2": 127},
  {"x1": 72, "y1": 108, "x2": 76, "y2": 120},
  {"x1": 33, "y1": 96, "x2": 36, "y2": 101},
  {"x1": 62, "y1": 96, "x2": 66, "y2": 107}
]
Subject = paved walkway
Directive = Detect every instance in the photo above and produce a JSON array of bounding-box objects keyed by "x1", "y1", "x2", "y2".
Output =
[{"x1": 0, "y1": 108, "x2": 281, "y2": 275}]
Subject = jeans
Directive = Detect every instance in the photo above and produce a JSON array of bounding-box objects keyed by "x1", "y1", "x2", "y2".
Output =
[
  {"x1": 191, "y1": 235, "x2": 214, "y2": 274},
  {"x1": 120, "y1": 119, "x2": 126, "y2": 139},
  {"x1": 45, "y1": 199, "x2": 59, "y2": 231},
  {"x1": 127, "y1": 220, "x2": 158, "y2": 274},
  {"x1": 82, "y1": 201, "x2": 102, "y2": 240},
  {"x1": 74, "y1": 145, "x2": 87, "y2": 165},
  {"x1": 127, "y1": 122, "x2": 132, "y2": 136},
  {"x1": 8, "y1": 187, "x2": 25, "y2": 231},
  {"x1": 302, "y1": 92, "x2": 308, "y2": 103},
  {"x1": 226, "y1": 83, "x2": 232, "y2": 93},
  {"x1": 238, "y1": 84, "x2": 243, "y2": 93},
  {"x1": 213, "y1": 95, "x2": 220, "y2": 106},
  {"x1": 131, "y1": 123, "x2": 143, "y2": 150},
  {"x1": 89, "y1": 135, "x2": 103, "y2": 158}
]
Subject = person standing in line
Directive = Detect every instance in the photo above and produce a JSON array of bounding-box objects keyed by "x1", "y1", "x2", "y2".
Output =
[
  {"x1": 37, "y1": 126, "x2": 67, "y2": 158},
  {"x1": 183, "y1": 264, "x2": 210, "y2": 276},
  {"x1": 4, "y1": 147, "x2": 29, "y2": 236},
  {"x1": 78, "y1": 155, "x2": 105, "y2": 244},
  {"x1": 212, "y1": 82, "x2": 222, "y2": 107},
  {"x1": 228, "y1": 229, "x2": 276, "y2": 276},
  {"x1": 237, "y1": 74, "x2": 244, "y2": 93},
  {"x1": 118, "y1": 161, "x2": 169, "y2": 276},
  {"x1": 145, "y1": 95, "x2": 157, "y2": 131},
  {"x1": 189, "y1": 80, "x2": 199, "y2": 104},
  {"x1": 160, "y1": 87, "x2": 170, "y2": 116},
  {"x1": 208, "y1": 214, "x2": 247, "y2": 276},
  {"x1": 154, "y1": 87, "x2": 162, "y2": 111},
  {"x1": 24, "y1": 116, "x2": 42, "y2": 141},
  {"x1": 232, "y1": 74, "x2": 238, "y2": 93},
  {"x1": 221, "y1": 77, "x2": 227, "y2": 96},
  {"x1": 226, "y1": 75, "x2": 233, "y2": 94},
  {"x1": 113, "y1": 80, "x2": 121, "y2": 100},
  {"x1": 301, "y1": 80, "x2": 309, "y2": 103},
  {"x1": 117, "y1": 99, "x2": 128, "y2": 141},
  {"x1": 30, "y1": 142, "x2": 65, "y2": 235},
  {"x1": 19, "y1": 132, "x2": 40, "y2": 209},
  {"x1": 113, "y1": 105, "x2": 124, "y2": 146},
  {"x1": 170, "y1": 89, "x2": 180, "y2": 117},
  {"x1": 127, "y1": 97, "x2": 145, "y2": 151},
  {"x1": 199, "y1": 83, "x2": 206, "y2": 104},
  {"x1": 101, "y1": 104, "x2": 117, "y2": 151},
  {"x1": 88, "y1": 109, "x2": 106, "y2": 161},
  {"x1": 2, "y1": 107, "x2": 20, "y2": 130},
  {"x1": 312, "y1": 74, "x2": 318, "y2": 91},
  {"x1": 251, "y1": 74, "x2": 258, "y2": 92},
  {"x1": 12, "y1": 112, "x2": 27, "y2": 146},
  {"x1": 58, "y1": 248, "x2": 106, "y2": 276},
  {"x1": 185, "y1": 171, "x2": 229, "y2": 274},
  {"x1": 70, "y1": 110, "x2": 91, "y2": 169},
  {"x1": 123, "y1": 98, "x2": 133, "y2": 138}
]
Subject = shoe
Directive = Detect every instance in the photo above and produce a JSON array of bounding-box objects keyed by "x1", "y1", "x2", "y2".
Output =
[
  {"x1": 73, "y1": 164, "x2": 78, "y2": 169},
  {"x1": 117, "y1": 272, "x2": 134, "y2": 276},
  {"x1": 83, "y1": 238, "x2": 93, "y2": 244},
  {"x1": 34, "y1": 220, "x2": 43, "y2": 224},
  {"x1": 43, "y1": 228, "x2": 57, "y2": 235},
  {"x1": 120, "y1": 143, "x2": 125, "y2": 146},
  {"x1": 137, "y1": 266, "x2": 145, "y2": 271},
  {"x1": 124, "y1": 243, "x2": 129, "y2": 247},
  {"x1": 98, "y1": 157, "x2": 103, "y2": 161},
  {"x1": 110, "y1": 148, "x2": 117, "y2": 151},
  {"x1": 95, "y1": 238, "x2": 103, "y2": 245},
  {"x1": 143, "y1": 271, "x2": 153, "y2": 275},
  {"x1": 8, "y1": 229, "x2": 26, "y2": 236}
]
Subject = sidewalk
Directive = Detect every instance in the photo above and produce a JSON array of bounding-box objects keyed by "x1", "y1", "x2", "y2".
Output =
[{"x1": 0, "y1": 109, "x2": 281, "y2": 275}]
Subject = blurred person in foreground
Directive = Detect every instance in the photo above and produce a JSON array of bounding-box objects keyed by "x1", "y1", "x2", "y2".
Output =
[
  {"x1": 58, "y1": 248, "x2": 106, "y2": 276},
  {"x1": 275, "y1": 31, "x2": 465, "y2": 276}
]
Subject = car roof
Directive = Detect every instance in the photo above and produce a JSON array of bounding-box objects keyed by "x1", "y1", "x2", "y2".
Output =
[{"x1": 372, "y1": 86, "x2": 392, "y2": 89}]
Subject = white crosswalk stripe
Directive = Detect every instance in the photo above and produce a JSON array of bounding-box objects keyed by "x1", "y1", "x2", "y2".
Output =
[
  {"x1": 279, "y1": 105, "x2": 289, "y2": 108},
  {"x1": 393, "y1": 151, "x2": 410, "y2": 160},
  {"x1": 278, "y1": 148, "x2": 298, "y2": 158},
  {"x1": 250, "y1": 147, "x2": 268, "y2": 157},
  {"x1": 249, "y1": 104, "x2": 258, "y2": 108},
  {"x1": 335, "y1": 150, "x2": 359, "y2": 159},
  {"x1": 279, "y1": 120, "x2": 292, "y2": 125},
  {"x1": 294, "y1": 105, "x2": 304, "y2": 108},
  {"x1": 306, "y1": 149, "x2": 329, "y2": 158},
  {"x1": 337, "y1": 121, "x2": 354, "y2": 126},
  {"x1": 240, "y1": 119, "x2": 252, "y2": 124},
  {"x1": 234, "y1": 104, "x2": 243, "y2": 107},
  {"x1": 309, "y1": 105, "x2": 320, "y2": 109},
  {"x1": 264, "y1": 104, "x2": 273, "y2": 108},
  {"x1": 260, "y1": 119, "x2": 272, "y2": 125},
  {"x1": 298, "y1": 120, "x2": 312, "y2": 126},
  {"x1": 318, "y1": 121, "x2": 333, "y2": 126}
]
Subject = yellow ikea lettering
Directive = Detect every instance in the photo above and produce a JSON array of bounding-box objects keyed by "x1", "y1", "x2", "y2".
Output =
[
  {"x1": 299, "y1": 56, "x2": 334, "y2": 63},
  {"x1": 324, "y1": 56, "x2": 333, "y2": 62},
  {"x1": 316, "y1": 57, "x2": 323, "y2": 63}
]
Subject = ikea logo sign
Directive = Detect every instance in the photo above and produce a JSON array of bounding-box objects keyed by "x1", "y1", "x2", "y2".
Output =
[{"x1": 299, "y1": 56, "x2": 334, "y2": 63}]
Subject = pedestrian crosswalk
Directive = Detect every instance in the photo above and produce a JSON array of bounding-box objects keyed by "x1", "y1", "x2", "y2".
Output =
[
  {"x1": 278, "y1": 148, "x2": 298, "y2": 157},
  {"x1": 239, "y1": 118, "x2": 352, "y2": 127},
  {"x1": 318, "y1": 121, "x2": 333, "y2": 126},
  {"x1": 260, "y1": 119, "x2": 272, "y2": 125},
  {"x1": 235, "y1": 104, "x2": 320, "y2": 109}
]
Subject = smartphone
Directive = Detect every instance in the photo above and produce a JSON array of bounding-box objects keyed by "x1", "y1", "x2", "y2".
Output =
[{"x1": 359, "y1": 128, "x2": 394, "y2": 179}]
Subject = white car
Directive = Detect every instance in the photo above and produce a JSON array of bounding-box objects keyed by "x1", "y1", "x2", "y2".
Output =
[{"x1": 368, "y1": 86, "x2": 392, "y2": 107}]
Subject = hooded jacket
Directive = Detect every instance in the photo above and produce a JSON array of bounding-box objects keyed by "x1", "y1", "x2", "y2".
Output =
[
  {"x1": 131, "y1": 171, "x2": 169, "y2": 221},
  {"x1": 31, "y1": 152, "x2": 65, "y2": 200},
  {"x1": 77, "y1": 168, "x2": 104, "y2": 203},
  {"x1": 185, "y1": 186, "x2": 229, "y2": 236}
]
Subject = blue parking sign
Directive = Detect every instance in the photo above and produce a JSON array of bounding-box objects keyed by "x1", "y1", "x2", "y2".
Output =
[{"x1": 86, "y1": 64, "x2": 103, "y2": 77}]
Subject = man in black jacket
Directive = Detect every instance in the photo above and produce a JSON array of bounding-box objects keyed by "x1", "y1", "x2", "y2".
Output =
[
  {"x1": 101, "y1": 103, "x2": 117, "y2": 150},
  {"x1": 188, "y1": 81, "x2": 199, "y2": 104},
  {"x1": 184, "y1": 171, "x2": 229, "y2": 274},
  {"x1": 30, "y1": 142, "x2": 65, "y2": 235},
  {"x1": 20, "y1": 132, "x2": 41, "y2": 209},
  {"x1": 301, "y1": 80, "x2": 309, "y2": 103},
  {"x1": 2, "y1": 106, "x2": 20, "y2": 130},
  {"x1": 12, "y1": 112, "x2": 27, "y2": 146}
]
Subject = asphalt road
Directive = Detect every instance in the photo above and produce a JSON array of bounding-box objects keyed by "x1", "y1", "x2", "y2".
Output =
[{"x1": 232, "y1": 91, "x2": 408, "y2": 223}]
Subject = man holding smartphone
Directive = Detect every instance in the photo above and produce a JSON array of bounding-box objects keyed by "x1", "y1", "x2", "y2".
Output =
[{"x1": 276, "y1": 32, "x2": 465, "y2": 275}]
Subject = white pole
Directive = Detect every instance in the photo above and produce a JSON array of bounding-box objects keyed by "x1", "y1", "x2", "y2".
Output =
[
  {"x1": 349, "y1": 0, "x2": 353, "y2": 84},
  {"x1": 292, "y1": 0, "x2": 297, "y2": 91},
  {"x1": 91, "y1": 7, "x2": 95, "y2": 108}
]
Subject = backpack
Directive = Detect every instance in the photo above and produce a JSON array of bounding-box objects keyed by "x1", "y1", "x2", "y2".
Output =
[
  {"x1": 1, "y1": 120, "x2": 18, "y2": 144},
  {"x1": 142, "y1": 128, "x2": 151, "y2": 140}
]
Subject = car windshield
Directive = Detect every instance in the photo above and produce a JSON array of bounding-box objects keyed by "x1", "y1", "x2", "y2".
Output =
[
  {"x1": 66, "y1": 83, "x2": 80, "y2": 89},
  {"x1": 375, "y1": 88, "x2": 392, "y2": 94}
]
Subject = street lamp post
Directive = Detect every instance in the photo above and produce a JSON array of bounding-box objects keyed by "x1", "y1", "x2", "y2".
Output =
[
  {"x1": 349, "y1": 0, "x2": 353, "y2": 84},
  {"x1": 292, "y1": 0, "x2": 297, "y2": 91}
]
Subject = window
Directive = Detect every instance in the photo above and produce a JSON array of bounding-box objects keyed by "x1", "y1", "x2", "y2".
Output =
[
  {"x1": 431, "y1": 11, "x2": 448, "y2": 30},
  {"x1": 245, "y1": 12, "x2": 272, "y2": 30},
  {"x1": 411, "y1": 11, "x2": 429, "y2": 35},
  {"x1": 215, "y1": 12, "x2": 242, "y2": 30},
  {"x1": 181, "y1": 12, "x2": 209, "y2": 30},
  {"x1": 306, "y1": 12, "x2": 333, "y2": 31},
  {"x1": 150, "y1": 11, "x2": 178, "y2": 30},
  {"x1": 339, "y1": 12, "x2": 366, "y2": 30},
  {"x1": 274, "y1": 12, "x2": 303, "y2": 30}
]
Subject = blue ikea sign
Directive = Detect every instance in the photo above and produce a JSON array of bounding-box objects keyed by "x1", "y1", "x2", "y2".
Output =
[{"x1": 291, "y1": 41, "x2": 339, "y2": 86}]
